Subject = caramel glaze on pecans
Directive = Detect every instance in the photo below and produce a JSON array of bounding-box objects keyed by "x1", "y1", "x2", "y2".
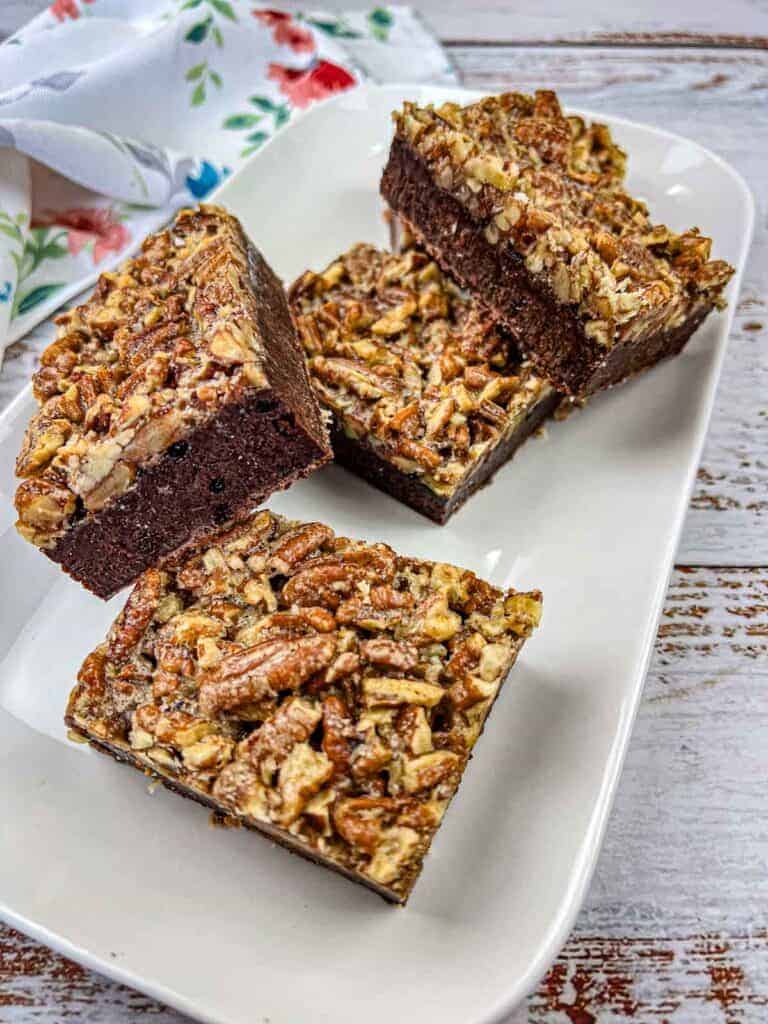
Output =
[
  {"x1": 290, "y1": 241, "x2": 559, "y2": 498},
  {"x1": 66, "y1": 509, "x2": 542, "y2": 902},
  {"x1": 14, "y1": 205, "x2": 276, "y2": 550},
  {"x1": 393, "y1": 90, "x2": 734, "y2": 349}
]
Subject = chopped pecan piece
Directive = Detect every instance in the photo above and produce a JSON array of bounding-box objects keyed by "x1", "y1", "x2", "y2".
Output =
[
  {"x1": 333, "y1": 796, "x2": 398, "y2": 854},
  {"x1": 212, "y1": 761, "x2": 269, "y2": 820},
  {"x1": 14, "y1": 478, "x2": 77, "y2": 546},
  {"x1": 367, "y1": 827, "x2": 421, "y2": 886},
  {"x1": 360, "y1": 637, "x2": 419, "y2": 672},
  {"x1": 402, "y1": 751, "x2": 460, "y2": 794},
  {"x1": 322, "y1": 694, "x2": 353, "y2": 776},
  {"x1": 277, "y1": 742, "x2": 333, "y2": 825},
  {"x1": 395, "y1": 705, "x2": 433, "y2": 755},
  {"x1": 362, "y1": 677, "x2": 445, "y2": 709},
  {"x1": 241, "y1": 697, "x2": 322, "y2": 781}
]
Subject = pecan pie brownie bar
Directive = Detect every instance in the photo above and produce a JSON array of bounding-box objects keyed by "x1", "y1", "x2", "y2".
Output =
[
  {"x1": 380, "y1": 90, "x2": 734, "y2": 397},
  {"x1": 290, "y1": 243, "x2": 561, "y2": 524},
  {"x1": 66, "y1": 509, "x2": 542, "y2": 903},
  {"x1": 14, "y1": 205, "x2": 330, "y2": 598}
]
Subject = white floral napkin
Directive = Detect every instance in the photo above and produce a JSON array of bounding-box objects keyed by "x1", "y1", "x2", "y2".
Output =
[{"x1": 0, "y1": 0, "x2": 455, "y2": 364}]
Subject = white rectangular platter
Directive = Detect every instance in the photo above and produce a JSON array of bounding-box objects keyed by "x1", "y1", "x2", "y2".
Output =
[{"x1": 0, "y1": 84, "x2": 753, "y2": 1024}]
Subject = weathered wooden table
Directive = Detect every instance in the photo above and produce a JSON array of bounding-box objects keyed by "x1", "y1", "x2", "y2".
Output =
[{"x1": 1, "y1": 2, "x2": 766, "y2": 1021}]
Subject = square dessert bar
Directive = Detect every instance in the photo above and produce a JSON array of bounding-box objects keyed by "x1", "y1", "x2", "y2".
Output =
[
  {"x1": 381, "y1": 90, "x2": 735, "y2": 397},
  {"x1": 14, "y1": 204, "x2": 330, "y2": 598},
  {"x1": 66, "y1": 509, "x2": 542, "y2": 903},
  {"x1": 290, "y1": 242, "x2": 561, "y2": 524}
]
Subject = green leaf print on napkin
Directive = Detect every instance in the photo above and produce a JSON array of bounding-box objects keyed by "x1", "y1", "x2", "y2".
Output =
[
  {"x1": 367, "y1": 7, "x2": 394, "y2": 42},
  {"x1": 186, "y1": 60, "x2": 224, "y2": 107},
  {"x1": 222, "y1": 96, "x2": 291, "y2": 156},
  {"x1": 10, "y1": 226, "x2": 68, "y2": 318}
]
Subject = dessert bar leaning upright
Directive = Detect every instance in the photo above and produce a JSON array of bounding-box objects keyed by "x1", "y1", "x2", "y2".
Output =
[
  {"x1": 381, "y1": 90, "x2": 734, "y2": 396},
  {"x1": 290, "y1": 242, "x2": 561, "y2": 523},
  {"x1": 14, "y1": 204, "x2": 330, "y2": 598},
  {"x1": 66, "y1": 508, "x2": 542, "y2": 903}
]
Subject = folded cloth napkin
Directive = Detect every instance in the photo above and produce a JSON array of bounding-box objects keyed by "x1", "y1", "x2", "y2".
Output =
[{"x1": 0, "y1": 1, "x2": 455, "y2": 367}]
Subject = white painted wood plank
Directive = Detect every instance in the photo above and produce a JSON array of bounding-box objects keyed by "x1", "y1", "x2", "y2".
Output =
[
  {"x1": 682, "y1": 314, "x2": 768, "y2": 564},
  {"x1": 525, "y1": 932, "x2": 768, "y2": 1022},
  {"x1": 582, "y1": 567, "x2": 768, "y2": 936},
  {"x1": 274, "y1": 0, "x2": 768, "y2": 45},
  {"x1": 3, "y1": 0, "x2": 768, "y2": 46}
]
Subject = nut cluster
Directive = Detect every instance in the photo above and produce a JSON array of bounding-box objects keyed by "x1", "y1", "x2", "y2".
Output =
[
  {"x1": 290, "y1": 243, "x2": 554, "y2": 496},
  {"x1": 394, "y1": 90, "x2": 734, "y2": 347},
  {"x1": 67, "y1": 509, "x2": 542, "y2": 900},
  {"x1": 15, "y1": 205, "x2": 270, "y2": 548}
]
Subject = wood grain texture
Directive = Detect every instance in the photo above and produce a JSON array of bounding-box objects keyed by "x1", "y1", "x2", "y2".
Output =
[
  {"x1": 191, "y1": 0, "x2": 768, "y2": 47},
  {"x1": 529, "y1": 933, "x2": 768, "y2": 1023},
  {"x1": 3, "y1": 1, "x2": 768, "y2": 47},
  {"x1": 1, "y1": 3, "x2": 767, "y2": 1023},
  {"x1": 0, "y1": 925, "x2": 185, "y2": 1022}
]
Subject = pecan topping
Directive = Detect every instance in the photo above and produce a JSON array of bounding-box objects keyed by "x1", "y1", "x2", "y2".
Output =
[
  {"x1": 66, "y1": 509, "x2": 541, "y2": 902},
  {"x1": 392, "y1": 92, "x2": 734, "y2": 349},
  {"x1": 290, "y1": 243, "x2": 555, "y2": 499}
]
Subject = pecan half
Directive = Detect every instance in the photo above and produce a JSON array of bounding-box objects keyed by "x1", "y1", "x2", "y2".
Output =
[
  {"x1": 108, "y1": 570, "x2": 164, "y2": 661},
  {"x1": 280, "y1": 563, "x2": 365, "y2": 609},
  {"x1": 267, "y1": 522, "x2": 335, "y2": 573},
  {"x1": 199, "y1": 635, "x2": 336, "y2": 717}
]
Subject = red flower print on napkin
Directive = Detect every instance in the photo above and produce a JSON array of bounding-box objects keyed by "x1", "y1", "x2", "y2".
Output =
[
  {"x1": 38, "y1": 208, "x2": 131, "y2": 264},
  {"x1": 253, "y1": 10, "x2": 315, "y2": 54},
  {"x1": 50, "y1": 0, "x2": 93, "y2": 22},
  {"x1": 267, "y1": 60, "x2": 356, "y2": 109}
]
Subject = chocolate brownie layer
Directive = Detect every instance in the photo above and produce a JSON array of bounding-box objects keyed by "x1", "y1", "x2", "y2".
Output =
[
  {"x1": 49, "y1": 393, "x2": 324, "y2": 598},
  {"x1": 381, "y1": 92, "x2": 734, "y2": 397},
  {"x1": 328, "y1": 388, "x2": 560, "y2": 524},
  {"x1": 14, "y1": 205, "x2": 330, "y2": 597}
]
